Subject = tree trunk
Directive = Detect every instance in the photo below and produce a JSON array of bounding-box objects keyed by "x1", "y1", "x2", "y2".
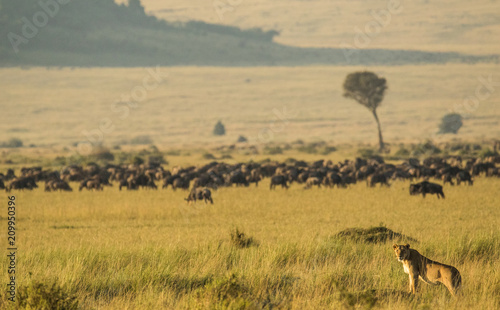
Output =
[{"x1": 372, "y1": 109, "x2": 385, "y2": 151}]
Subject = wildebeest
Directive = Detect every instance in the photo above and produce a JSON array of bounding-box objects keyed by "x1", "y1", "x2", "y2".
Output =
[
  {"x1": 79, "y1": 179, "x2": 103, "y2": 191},
  {"x1": 6, "y1": 177, "x2": 37, "y2": 192},
  {"x1": 367, "y1": 173, "x2": 390, "y2": 187},
  {"x1": 456, "y1": 170, "x2": 473, "y2": 186},
  {"x1": 409, "y1": 181, "x2": 445, "y2": 199},
  {"x1": 185, "y1": 187, "x2": 213, "y2": 204},
  {"x1": 172, "y1": 177, "x2": 190, "y2": 190},
  {"x1": 304, "y1": 177, "x2": 321, "y2": 189},
  {"x1": 45, "y1": 179, "x2": 72, "y2": 192},
  {"x1": 270, "y1": 174, "x2": 288, "y2": 190},
  {"x1": 441, "y1": 173, "x2": 454, "y2": 186}
]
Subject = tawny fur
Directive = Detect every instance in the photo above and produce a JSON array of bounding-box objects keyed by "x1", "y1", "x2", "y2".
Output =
[{"x1": 392, "y1": 244, "x2": 461, "y2": 296}]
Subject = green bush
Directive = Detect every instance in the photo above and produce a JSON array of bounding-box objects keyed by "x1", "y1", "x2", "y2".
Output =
[
  {"x1": 17, "y1": 280, "x2": 78, "y2": 310},
  {"x1": 438, "y1": 113, "x2": 463, "y2": 134},
  {"x1": 411, "y1": 140, "x2": 441, "y2": 157},
  {"x1": 202, "y1": 152, "x2": 216, "y2": 160},
  {"x1": 1, "y1": 138, "x2": 23, "y2": 148},
  {"x1": 479, "y1": 148, "x2": 498, "y2": 158},
  {"x1": 263, "y1": 146, "x2": 283, "y2": 155}
]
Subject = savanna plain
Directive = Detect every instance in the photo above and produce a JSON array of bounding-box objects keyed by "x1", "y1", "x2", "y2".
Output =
[
  {"x1": 1, "y1": 61, "x2": 500, "y2": 309},
  {"x1": 0, "y1": 167, "x2": 499, "y2": 309}
]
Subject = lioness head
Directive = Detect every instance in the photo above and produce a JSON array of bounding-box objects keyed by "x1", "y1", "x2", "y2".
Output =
[{"x1": 393, "y1": 244, "x2": 410, "y2": 262}]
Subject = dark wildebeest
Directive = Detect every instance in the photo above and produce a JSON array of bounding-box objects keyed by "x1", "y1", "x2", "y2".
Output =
[
  {"x1": 270, "y1": 174, "x2": 288, "y2": 190},
  {"x1": 185, "y1": 187, "x2": 213, "y2": 204},
  {"x1": 304, "y1": 177, "x2": 321, "y2": 189},
  {"x1": 79, "y1": 179, "x2": 103, "y2": 191},
  {"x1": 45, "y1": 180, "x2": 72, "y2": 192},
  {"x1": 367, "y1": 173, "x2": 390, "y2": 187},
  {"x1": 172, "y1": 177, "x2": 190, "y2": 191},
  {"x1": 0, "y1": 179, "x2": 5, "y2": 190},
  {"x1": 456, "y1": 170, "x2": 473, "y2": 186},
  {"x1": 409, "y1": 181, "x2": 445, "y2": 199},
  {"x1": 6, "y1": 177, "x2": 37, "y2": 192},
  {"x1": 323, "y1": 172, "x2": 344, "y2": 188},
  {"x1": 441, "y1": 173, "x2": 454, "y2": 186}
]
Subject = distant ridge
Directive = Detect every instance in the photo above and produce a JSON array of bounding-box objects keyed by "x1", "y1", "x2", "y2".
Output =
[{"x1": 0, "y1": 0, "x2": 497, "y2": 67}]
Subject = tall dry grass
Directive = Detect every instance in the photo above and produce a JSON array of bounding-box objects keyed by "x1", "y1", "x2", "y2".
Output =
[{"x1": 1, "y1": 176, "x2": 499, "y2": 309}]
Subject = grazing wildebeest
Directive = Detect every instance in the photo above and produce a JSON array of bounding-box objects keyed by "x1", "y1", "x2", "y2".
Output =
[
  {"x1": 409, "y1": 181, "x2": 445, "y2": 199},
  {"x1": 0, "y1": 179, "x2": 5, "y2": 190},
  {"x1": 367, "y1": 173, "x2": 390, "y2": 187},
  {"x1": 304, "y1": 177, "x2": 321, "y2": 189},
  {"x1": 456, "y1": 170, "x2": 473, "y2": 186},
  {"x1": 270, "y1": 174, "x2": 288, "y2": 190},
  {"x1": 441, "y1": 173, "x2": 454, "y2": 186},
  {"x1": 185, "y1": 187, "x2": 213, "y2": 204},
  {"x1": 323, "y1": 172, "x2": 344, "y2": 188},
  {"x1": 45, "y1": 180, "x2": 72, "y2": 192},
  {"x1": 172, "y1": 177, "x2": 190, "y2": 191},
  {"x1": 79, "y1": 179, "x2": 103, "y2": 191},
  {"x1": 6, "y1": 177, "x2": 37, "y2": 192},
  {"x1": 226, "y1": 172, "x2": 249, "y2": 187}
]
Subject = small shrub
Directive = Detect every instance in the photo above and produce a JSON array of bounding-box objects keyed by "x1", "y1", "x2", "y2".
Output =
[
  {"x1": 479, "y1": 148, "x2": 498, "y2": 158},
  {"x1": 263, "y1": 146, "x2": 283, "y2": 155},
  {"x1": 438, "y1": 113, "x2": 463, "y2": 134},
  {"x1": 411, "y1": 140, "x2": 441, "y2": 157},
  {"x1": 90, "y1": 146, "x2": 115, "y2": 161},
  {"x1": 213, "y1": 121, "x2": 226, "y2": 136},
  {"x1": 130, "y1": 135, "x2": 153, "y2": 145},
  {"x1": 148, "y1": 154, "x2": 167, "y2": 167},
  {"x1": 230, "y1": 228, "x2": 257, "y2": 248},
  {"x1": 237, "y1": 135, "x2": 248, "y2": 143},
  {"x1": 320, "y1": 146, "x2": 337, "y2": 155},
  {"x1": 394, "y1": 147, "x2": 410, "y2": 157},
  {"x1": 357, "y1": 148, "x2": 377, "y2": 158},
  {"x1": 1, "y1": 138, "x2": 23, "y2": 148},
  {"x1": 17, "y1": 280, "x2": 79, "y2": 310},
  {"x1": 202, "y1": 152, "x2": 216, "y2": 160}
]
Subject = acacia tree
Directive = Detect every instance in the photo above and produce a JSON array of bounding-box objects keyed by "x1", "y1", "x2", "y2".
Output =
[{"x1": 343, "y1": 71, "x2": 388, "y2": 151}]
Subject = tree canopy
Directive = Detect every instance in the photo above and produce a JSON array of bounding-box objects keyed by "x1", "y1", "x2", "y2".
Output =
[
  {"x1": 343, "y1": 71, "x2": 387, "y2": 112},
  {"x1": 342, "y1": 71, "x2": 388, "y2": 151}
]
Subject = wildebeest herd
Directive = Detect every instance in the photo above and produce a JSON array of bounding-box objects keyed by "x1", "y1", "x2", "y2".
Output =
[{"x1": 1, "y1": 155, "x2": 499, "y2": 203}]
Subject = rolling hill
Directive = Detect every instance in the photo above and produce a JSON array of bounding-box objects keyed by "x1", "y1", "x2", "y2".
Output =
[{"x1": 0, "y1": 0, "x2": 497, "y2": 67}]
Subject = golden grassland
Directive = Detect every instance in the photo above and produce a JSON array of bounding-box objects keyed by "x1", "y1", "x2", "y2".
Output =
[
  {"x1": 1, "y1": 175, "x2": 499, "y2": 309},
  {"x1": 125, "y1": 0, "x2": 500, "y2": 55},
  {"x1": 2, "y1": 64, "x2": 499, "y2": 152}
]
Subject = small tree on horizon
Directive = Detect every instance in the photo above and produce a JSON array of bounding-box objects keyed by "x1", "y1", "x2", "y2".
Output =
[{"x1": 343, "y1": 71, "x2": 388, "y2": 151}]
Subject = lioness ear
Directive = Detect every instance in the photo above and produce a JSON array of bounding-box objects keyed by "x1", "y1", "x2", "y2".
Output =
[
  {"x1": 392, "y1": 244, "x2": 398, "y2": 250},
  {"x1": 405, "y1": 244, "x2": 410, "y2": 249}
]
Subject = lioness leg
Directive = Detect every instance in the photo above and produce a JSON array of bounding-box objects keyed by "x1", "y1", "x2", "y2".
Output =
[{"x1": 409, "y1": 273, "x2": 419, "y2": 294}]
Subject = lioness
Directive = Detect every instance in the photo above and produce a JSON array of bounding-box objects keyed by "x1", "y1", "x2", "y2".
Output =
[{"x1": 392, "y1": 244, "x2": 461, "y2": 296}]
